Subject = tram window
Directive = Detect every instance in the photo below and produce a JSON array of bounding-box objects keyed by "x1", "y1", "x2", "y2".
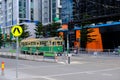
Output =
[
  {"x1": 49, "y1": 41, "x2": 51, "y2": 45},
  {"x1": 31, "y1": 42, "x2": 36, "y2": 45},
  {"x1": 46, "y1": 42, "x2": 49, "y2": 46},
  {"x1": 25, "y1": 42, "x2": 27, "y2": 45},
  {"x1": 37, "y1": 42, "x2": 39, "y2": 45},
  {"x1": 52, "y1": 42, "x2": 56, "y2": 45},
  {"x1": 40, "y1": 42, "x2": 42, "y2": 45},
  {"x1": 21, "y1": 43, "x2": 23, "y2": 45},
  {"x1": 23, "y1": 43, "x2": 25, "y2": 46},
  {"x1": 41, "y1": 41, "x2": 47, "y2": 46},
  {"x1": 57, "y1": 41, "x2": 61, "y2": 45},
  {"x1": 28, "y1": 43, "x2": 31, "y2": 45}
]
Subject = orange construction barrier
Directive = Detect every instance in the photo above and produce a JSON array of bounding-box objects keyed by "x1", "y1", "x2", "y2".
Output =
[{"x1": 1, "y1": 61, "x2": 5, "y2": 71}]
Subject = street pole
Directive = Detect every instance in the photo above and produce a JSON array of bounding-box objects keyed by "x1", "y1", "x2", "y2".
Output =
[
  {"x1": 67, "y1": 31, "x2": 69, "y2": 53},
  {"x1": 11, "y1": 25, "x2": 23, "y2": 79},
  {"x1": 16, "y1": 37, "x2": 19, "y2": 78}
]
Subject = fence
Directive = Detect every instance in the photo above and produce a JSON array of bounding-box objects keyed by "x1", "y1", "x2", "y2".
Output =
[
  {"x1": 68, "y1": 48, "x2": 120, "y2": 56},
  {"x1": 0, "y1": 48, "x2": 120, "y2": 63}
]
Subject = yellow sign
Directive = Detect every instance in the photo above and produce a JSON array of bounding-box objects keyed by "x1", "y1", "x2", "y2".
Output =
[{"x1": 11, "y1": 25, "x2": 23, "y2": 37}]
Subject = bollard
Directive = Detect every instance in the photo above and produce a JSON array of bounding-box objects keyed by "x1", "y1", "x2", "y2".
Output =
[
  {"x1": 1, "y1": 61, "x2": 5, "y2": 76},
  {"x1": 68, "y1": 56, "x2": 70, "y2": 64},
  {"x1": 55, "y1": 53, "x2": 58, "y2": 62},
  {"x1": 68, "y1": 54, "x2": 72, "y2": 64}
]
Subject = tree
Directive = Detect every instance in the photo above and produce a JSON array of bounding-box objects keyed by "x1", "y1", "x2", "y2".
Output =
[
  {"x1": 19, "y1": 24, "x2": 30, "y2": 39},
  {"x1": 34, "y1": 22, "x2": 61, "y2": 38},
  {"x1": 80, "y1": 27, "x2": 96, "y2": 48},
  {"x1": 0, "y1": 28, "x2": 3, "y2": 48},
  {"x1": 80, "y1": 14, "x2": 96, "y2": 48},
  {"x1": 49, "y1": 22, "x2": 61, "y2": 37},
  {"x1": 34, "y1": 22, "x2": 44, "y2": 38},
  {"x1": 44, "y1": 22, "x2": 61, "y2": 37}
]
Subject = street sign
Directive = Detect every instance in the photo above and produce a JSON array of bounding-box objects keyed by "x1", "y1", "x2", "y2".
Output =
[
  {"x1": 11, "y1": 25, "x2": 23, "y2": 78},
  {"x1": 11, "y1": 25, "x2": 23, "y2": 37}
]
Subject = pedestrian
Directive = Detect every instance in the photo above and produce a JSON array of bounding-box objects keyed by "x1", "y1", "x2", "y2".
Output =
[{"x1": 74, "y1": 47, "x2": 78, "y2": 55}]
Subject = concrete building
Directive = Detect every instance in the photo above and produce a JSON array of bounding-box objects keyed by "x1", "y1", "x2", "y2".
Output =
[
  {"x1": 0, "y1": 0, "x2": 40, "y2": 34},
  {"x1": 61, "y1": 0, "x2": 73, "y2": 24},
  {"x1": 72, "y1": 0, "x2": 120, "y2": 49},
  {"x1": 0, "y1": 0, "x2": 62, "y2": 38}
]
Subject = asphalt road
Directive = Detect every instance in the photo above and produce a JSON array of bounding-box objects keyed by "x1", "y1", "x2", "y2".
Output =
[{"x1": 0, "y1": 55, "x2": 120, "y2": 80}]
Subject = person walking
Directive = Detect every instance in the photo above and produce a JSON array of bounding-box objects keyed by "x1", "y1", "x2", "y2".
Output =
[{"x1": 74, "y1": 46, "x2": 78, "y2": 55}]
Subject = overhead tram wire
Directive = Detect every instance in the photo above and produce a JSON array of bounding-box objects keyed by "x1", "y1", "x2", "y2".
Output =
[{"x1": 86, "y1": 0, "x2": 120, "y2": 9}]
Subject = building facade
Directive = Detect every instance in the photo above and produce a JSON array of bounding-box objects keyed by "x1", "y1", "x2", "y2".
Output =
[
  {"x1": 0, "y1": 0, "x2": 62, "y2": 37},
  {"x1": 0, "y1": 0, "x2": 39, "y2": 34},
  {"x1": 73, "y1": 0, "x2": 120, "y2": 49},
  {"x1": 61, "y1": 0, "x2": 73, "y2": 24},
  {"x1": 73, "y1": 0, "x2": 120, "y2": 22}
]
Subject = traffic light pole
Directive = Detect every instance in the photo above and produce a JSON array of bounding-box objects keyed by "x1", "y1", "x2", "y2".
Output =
[
  {"x1": 67, "y1": 31, "x2": 69, "y2": 53},
  {"x1": 16, "y1": 37, "x2": 19, "y2": 78}
]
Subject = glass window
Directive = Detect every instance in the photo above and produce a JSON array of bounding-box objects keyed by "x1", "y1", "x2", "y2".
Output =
[
  {"x1": 9, "y1": 14, "x2": 12, "y2": 19},
  {"x1": 31, "y1": 42, "x2": 36, "y2": 45},
  {"x1": 57, "y1": 41, "x2": 61, "y2": 45},
  {"x1": 41, "y1": 41, "x2": 47, "y2": 46},
  {"x1": 28, "y1": 43, "x2": 31, "y2": 45},
  {"x1": 19, "y1": 1, "x2": 22, "y2": 6},
  {"x1": 52, "y1": 42, "x2": 56, "y2": 45},
  {"x1": 25, "y1": 42, "x2": 27, "y2": 45},
  {"x1": 19, "y1": 13, "x2": 22, "y2": 18},
  {"x1": 9, "y1": 2, "x2": 12, "y2": 7},
  {"x1": 31, "y1": 0, "x2": 33, "y2": 2}
]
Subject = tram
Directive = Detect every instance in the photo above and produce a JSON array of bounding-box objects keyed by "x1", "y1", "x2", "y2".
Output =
[{"x1": 20, "y1": 37, "x2": 63, "y2": 55}]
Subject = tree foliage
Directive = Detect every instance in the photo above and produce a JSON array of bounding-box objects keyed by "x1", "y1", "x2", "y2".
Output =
[
  {"x1": 19, "y1": 24, "x2": 30, "y2": 39},
  {"x1": 80, "y1": 14, "x2": 96, "y2": 48},
  {"x1": 34, "y1": 22, "x2": 61, "y2": 38},
  {"x1": 34, "y1": 22, "x2": 44, "y2": 38},
  {"x1": 43, "y1": 22, "x2": 61, "y2": 37},
  {"x1": 0, "y1": 28, "x2": 2, "y2": 48}
]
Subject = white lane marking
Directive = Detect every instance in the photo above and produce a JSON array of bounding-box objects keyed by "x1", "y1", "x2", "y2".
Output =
[
  {"x1": 46, "y1": 67, "x2": 120, "y2": 77},
  {"x1": 102, "y1": 73, "x2": 113, "y2": 76},
  {"x1": 85, "y1": 72, "x2": 94, "y2": 74},
  {"x1": 71, "y1": 61, "x2": 87, "y2": 64},
  {"x1": 41, "y1": 76, "x2": 57, "y2": 80},
  {"x1": 57, "y1": 62, "x2": 66, "y2": 64},
  {"x1": 16, "y1": 76, "x2": 56, "y2": 80}
]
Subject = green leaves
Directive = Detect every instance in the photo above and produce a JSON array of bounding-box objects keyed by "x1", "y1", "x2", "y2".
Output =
[
  {"x1": 0, "y1": 28, "x2": 3, "y2": 48},
  {"x1": 19, "y1": 24, "x2": 30, "y2": 39},
  {"x1": 34, "y1": 22, "x2": 44, "y2": 38},
  {"x1": 43, "y1": 22, "x2": 61, "y2": 37},
  {"x1": 80, "y1": 14, "x2": 96, "y2": 48}
]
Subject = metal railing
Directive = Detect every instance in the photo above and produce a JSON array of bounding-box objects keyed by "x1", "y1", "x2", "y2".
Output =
[{"x1": 0, "y1": 48, "x2": 120, "y2": 64}]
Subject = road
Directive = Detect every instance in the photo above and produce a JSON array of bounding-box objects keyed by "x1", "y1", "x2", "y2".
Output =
[{"x1": 0, "y1": 54, "x2": 120, "y2": 80}]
